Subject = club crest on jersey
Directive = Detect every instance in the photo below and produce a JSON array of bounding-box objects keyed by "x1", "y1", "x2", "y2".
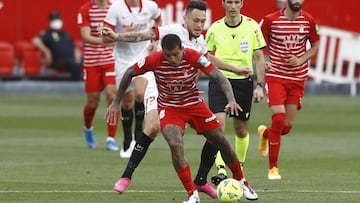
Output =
[
  {"x1": 197, "y1": 55, "x2": 211, "y2": 68},
  {"x1": 240, "y1": 41, "x2": 249, "y2": 53},
  {"x1": 137, "y1": 58, "x2": 145, "y2": 69}
]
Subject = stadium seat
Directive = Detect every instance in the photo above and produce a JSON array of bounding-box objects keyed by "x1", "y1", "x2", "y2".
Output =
[
  {"x1": 0, "y1": 41, "x2": 15, "y2": 76},
  {"x1": 15, "y1": 41, "x2": 43, "y2": 76}
]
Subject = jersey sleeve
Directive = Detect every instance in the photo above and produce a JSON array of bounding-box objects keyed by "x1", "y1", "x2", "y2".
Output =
[
  {"x1": 253, "y1": 22, "x2": 267, "y2": 50},
  {"x1": 188, "y1": 49, "x2": 215, "y2": 75},
  {"x1": 308, "y1": 15, "x2": 320, "y2": 44},
  {"x1": 133, "y1": 53, "x2": 157, "y2": 74},
  {"x1": 149, "y1": 1, "x2": 161, "y2": 20},
  {"x1": 103, "y1": 2, "x2": 118, "y2": 29},
  {"x1": 77, "y1": 4, "x2": 89, "y2": 27},
  {"x1": 205, "y1": 24, "x2": 216, "y2": 52}
]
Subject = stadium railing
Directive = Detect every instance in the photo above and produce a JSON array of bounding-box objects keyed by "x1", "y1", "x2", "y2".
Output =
[{"x1": 308, "y1": 26, "x2": 360, "y2": 96}]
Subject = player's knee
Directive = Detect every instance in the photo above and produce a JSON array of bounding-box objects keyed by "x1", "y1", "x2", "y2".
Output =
[
  {"x1": 282, "y1": 125, "x2": 292, "y2": 135},
  {"x1": 145, "y1": 124, "x2": 160, "y2": 138}
]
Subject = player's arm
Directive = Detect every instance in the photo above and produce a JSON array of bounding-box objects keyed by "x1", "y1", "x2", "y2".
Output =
[
  {"x1": 207, "y1": 52, "x2": 251, "y2": 76},
  {"x1": 80, "y1": 26, "x2": 103, "y2": 45},
  {"x1": 101, "y1": 26, "x2": 159, "y2": 43},
  {"x1": 253, "y1": 48, "x2": 266, "y2": 103},
  {"x1": 208, "y1": 67, "x2": 242, "y2": 116},
  {"x1": 105, "y1": 66, "x2": 138, "y2": 125}
]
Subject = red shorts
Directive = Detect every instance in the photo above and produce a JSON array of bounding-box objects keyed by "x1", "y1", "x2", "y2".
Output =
[
  {"x1": 83, "y1": 64, "x2": 116, "y2": 92},
  {"x1": 158, "y1": 101, "x2": 221, "y2": 134},
  {"x1": 265, "y1": 77, "x2": 305, "y2": 110}
]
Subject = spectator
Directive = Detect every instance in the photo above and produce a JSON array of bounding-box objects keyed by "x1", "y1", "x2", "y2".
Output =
[{"x1": 32, "y1": 11, "x2": 82, "y2": 80}]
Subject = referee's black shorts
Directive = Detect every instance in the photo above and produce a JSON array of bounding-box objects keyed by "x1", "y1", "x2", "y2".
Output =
[{"x1": 208, "y1": 77, "x2": 254, "y2": 121}]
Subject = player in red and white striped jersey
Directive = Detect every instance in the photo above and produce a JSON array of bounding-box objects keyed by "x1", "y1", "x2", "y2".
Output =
[
  {"x1": 258, "y1": 0, "x2": 320, "y2": 180},
  {"x1": 78, "y1": 0, "x2": 119, "y2": 150},
  {"x1": 105, "y1": 34, "x2": 256, "y2": 203}
]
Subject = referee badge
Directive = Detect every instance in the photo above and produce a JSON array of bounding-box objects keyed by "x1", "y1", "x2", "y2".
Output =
[{"x1": 240, "y1": 41, "x2": 249, "y2": 53}]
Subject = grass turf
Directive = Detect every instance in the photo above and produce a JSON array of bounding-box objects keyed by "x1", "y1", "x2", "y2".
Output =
[{"x1": 0, "y1": 95, "x2": 359, "y2": 202}]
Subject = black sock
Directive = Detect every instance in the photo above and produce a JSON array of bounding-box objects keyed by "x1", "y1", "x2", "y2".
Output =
[
  {"x1": 122, "y1": 132, "x2": 153, "y2": 179},
  {"x1": 194, "y1": 141, "x2": 218, "y2": 186},
  {"x1": 134, "y1": 102, "x2": 145, "y2": 141},
  {"x1": 121, "y1": 108, "x2": 133, "y2": 149}
]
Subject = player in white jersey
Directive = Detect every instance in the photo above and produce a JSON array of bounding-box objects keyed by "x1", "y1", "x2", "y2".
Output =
[
  {"x1": 102, "y1": 0, "x2": 162, "y2": 158},
  {"x1": 101, "y1": 0, "x2": 252, "y2": 198}
]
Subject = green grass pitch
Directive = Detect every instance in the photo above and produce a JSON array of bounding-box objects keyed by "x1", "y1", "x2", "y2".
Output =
[{"x1": 0, "y1": 95, "x2": 359, "y2": 202}]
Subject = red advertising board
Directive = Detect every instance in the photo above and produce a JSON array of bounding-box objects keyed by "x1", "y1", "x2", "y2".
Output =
[{"x1": 0, "y1": 0, "x2": 359, "y2": 44}]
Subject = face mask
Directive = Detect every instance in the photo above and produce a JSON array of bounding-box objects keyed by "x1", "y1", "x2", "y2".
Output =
[{"x1": 50, "y1": 19, "x2": 63, "y2": 30}]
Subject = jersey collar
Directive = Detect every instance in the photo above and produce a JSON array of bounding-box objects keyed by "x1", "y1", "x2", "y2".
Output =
[{"x1": 125, "y1": 0, "x2": 143, "y2": 13}]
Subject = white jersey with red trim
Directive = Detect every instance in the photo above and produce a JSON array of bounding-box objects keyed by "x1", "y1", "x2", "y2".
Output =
[
  {"x1": 77, "y1": 1, "x2": 114, "y2": 67},
  {"x1": 158, "y1": 24, "x2": 207, "y2": 54},
  {"x1": 104, "y1": 0, "x2": 161, "y2": 71}
]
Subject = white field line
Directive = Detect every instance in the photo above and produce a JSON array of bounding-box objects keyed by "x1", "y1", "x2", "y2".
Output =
[{"x1": 0, "y1": 189, "x2": 359, "y2": 194}]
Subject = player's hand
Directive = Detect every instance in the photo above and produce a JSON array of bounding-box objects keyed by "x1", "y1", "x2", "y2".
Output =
[
  {"x1": 224, "y1": 101, "x2": 242, "y2": 116},
  {"x1": 232, "y1": 67, "x2": 251, "y2": 77},
  {"x1": 253, "y1": 87, "x2": 264, "y2": 103},
  {"x1": 104, "y1": 101, "x2": 121, "y2": 125},
  {"x1": 149, "y1": 40, "x2": 159, "y2": 52},
  {"x1": 100, "y1": 27, "x2": 118, "y2": 41},
  {"x1": 286, "y1": 55, "x2": 303, "y2": 67}
]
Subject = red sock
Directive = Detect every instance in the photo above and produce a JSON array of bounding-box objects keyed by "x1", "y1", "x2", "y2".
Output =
[
  {"x1": 268, "y1": 113, "x2": 285, "y2": 169},
  {"x1": 263, "y1": 128, "x2": 269, "y2": 138},
  {"x1": 107, "y1": 122, "x2": 118, "y2": 138},
  {"x1": 83, "y1": 105, "x2": 95, "y2": 129},
  {"x1": 282, "y1": 125, "x2": 292, "y2": 135},
  {"x1": 176, "y1": 165, "x2": 196, "y2": 194},
  {"x1": 226, "y1": 161, "x2": 244, "y2": 180}
]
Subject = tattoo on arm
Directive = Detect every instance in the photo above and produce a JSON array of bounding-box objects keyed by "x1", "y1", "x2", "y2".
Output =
[
  {"x1": 209, "y1": 68, "x2": 236, "y2": 102},
  {"x1": 114, "y1": 66, "x2": 137, "y2": 104},
  {"x1": 115, "y1": 30, "x2": 156, "y2": 42}
]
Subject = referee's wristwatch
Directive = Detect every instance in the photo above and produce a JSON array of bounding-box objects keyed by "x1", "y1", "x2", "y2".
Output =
[{"x1": 256, "y1": 82, "x2": 265, "y2": 88}]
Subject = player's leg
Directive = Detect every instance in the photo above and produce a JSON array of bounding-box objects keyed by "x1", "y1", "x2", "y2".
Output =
[
  {"x1": 120, "y1": 90, "x2": 135, "y2": 158},
  {"x1": 104, "y1": 83, "x2": 119, "y2": 151},
  {"x1": 103, "y1": 63, "x2": 119, "y2": 151},
  {"x1": 113, "y1": 75, "x2": 160, "y2": 193},
  {"x1": 203, "y1": 127, "x2": 258, "y2": 200},
  {"x1": 133, "y1": 76, "x2": 147, "y2": 141},
  {"x1": 83, "y1": 67, "x2": 101, "y2": 149}
]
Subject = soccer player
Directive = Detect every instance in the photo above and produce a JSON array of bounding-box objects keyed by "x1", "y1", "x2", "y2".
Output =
[
  {"x1": 258, "y1": 0, "x2": 320, "y2": 180},
  {"x1": 197, "y1": 0, "x2": 267, "y2": 186},
  {"x1": 102, "y1": 0, "x2": 162, "y2": 158},
  {"x1": 78, "y1": 0, "x2": 119, "y2": 150},
  {"x1": 101, "y1": 1, "x2": 252, "y2": 199},
  {"x1": 105, "y1": 34, "x2": 258, "y2": 203}
]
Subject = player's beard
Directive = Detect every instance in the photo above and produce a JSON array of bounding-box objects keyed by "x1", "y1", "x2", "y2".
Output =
[{"x1": 288, "y1": 1, "x2": 302, "y2": 12}]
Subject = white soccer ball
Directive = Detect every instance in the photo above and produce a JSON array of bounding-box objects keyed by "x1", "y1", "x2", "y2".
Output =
[{"x1": 216, "y1": 178, "x2": 243, "y2": 203}]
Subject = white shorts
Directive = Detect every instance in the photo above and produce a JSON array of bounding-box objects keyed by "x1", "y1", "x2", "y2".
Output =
[{"x1": 143, "y1": 72, "x2": 158, "y2": 113}]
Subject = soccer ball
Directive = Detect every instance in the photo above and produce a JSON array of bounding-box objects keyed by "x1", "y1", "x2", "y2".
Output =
[{"x1": 216, "y1": 178, "x2": 243, "y2": 203}]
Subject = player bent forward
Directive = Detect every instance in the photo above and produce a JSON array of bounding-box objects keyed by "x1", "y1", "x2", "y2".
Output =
[{"x1": 105, "y1": 34, "x2": 258, "y2": 202}]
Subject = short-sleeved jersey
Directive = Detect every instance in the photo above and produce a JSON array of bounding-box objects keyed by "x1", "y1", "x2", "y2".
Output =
[
  {"x1": 133, "y1": 48, "x2": 215, "y2": 108},
  {"x1": 158, "y1": 24, "x2": 207, "y2": 54},
  {"x1": 206, "y1": 15, "x2": 266, "y2": 79},
  {"x1": 259, "y1": 9, "x2": 320, "y2": 81},
  {"x1": 104, "y1": 0, "x2": 161, "y2": 66},
  {"x1": 77, "y1": 0, "x2": 114, "y2": 67}
]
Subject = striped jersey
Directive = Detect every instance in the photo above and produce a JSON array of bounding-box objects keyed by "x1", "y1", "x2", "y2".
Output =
[
  {"x1": 77, "y1": 0, "x2": 114, "y2": 67},
  {"x1": 133, "y1": 48, "x2": 215, "y2": 108},
  {"x1": 260, "y1": 9, "x2": 320, "y2": 81}
]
